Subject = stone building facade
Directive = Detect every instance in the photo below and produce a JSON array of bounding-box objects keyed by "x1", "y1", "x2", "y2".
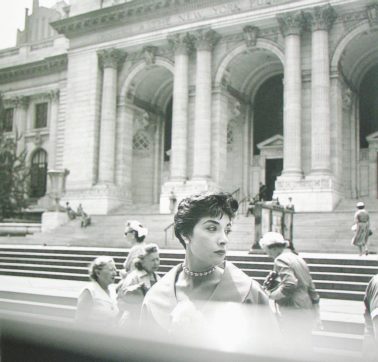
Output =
[{"x1": 1, "y1": 0, "x2": 378, "y2": 214}]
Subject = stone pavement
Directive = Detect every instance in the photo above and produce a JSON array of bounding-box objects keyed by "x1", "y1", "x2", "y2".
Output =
[{"x1": 0, "y1": 266, "x2": 366, "y2": 326}]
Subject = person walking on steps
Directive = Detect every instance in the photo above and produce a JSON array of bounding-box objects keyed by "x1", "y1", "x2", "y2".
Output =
[{"x1": 351, "y1": 201, "x2": 371, "y2": 256}]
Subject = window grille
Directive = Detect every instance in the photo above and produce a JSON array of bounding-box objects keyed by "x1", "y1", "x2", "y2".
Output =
[
  {"x1": 133, "y1": 132, "x2": 150, "y2": 151},
  {"x1": 35, "y1": 102, "x2": 48, "y2": 129}
]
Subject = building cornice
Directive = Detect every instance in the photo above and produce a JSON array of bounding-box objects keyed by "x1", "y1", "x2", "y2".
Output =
[
  {"x1": 51, "y1": 0, "x2": 222, "y2": 38},
  {"x1": 0, "y1": 54, "x2": 67, "y2": 85}
]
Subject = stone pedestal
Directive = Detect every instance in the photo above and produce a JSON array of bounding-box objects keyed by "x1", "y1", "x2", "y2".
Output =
[
  {"x1": 41, "y1": 212, "x2": 69, "y2": 233},
  {"x1": 63, "y1": 184, "x2": 131, "y2": 215},
  {"x1": 159, "y1": 180, "x2": 220, "y2": 214},
  {"x1": 274, "y1": 175, "x2": 342, "y2": 211}
]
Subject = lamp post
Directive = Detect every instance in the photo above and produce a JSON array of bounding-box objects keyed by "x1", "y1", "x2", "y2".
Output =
[{"x1": 47, "y1": 169, "x2": 69, "y2": 211}]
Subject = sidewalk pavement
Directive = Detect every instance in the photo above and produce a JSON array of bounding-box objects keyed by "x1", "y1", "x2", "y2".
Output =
[{"x1": 0, "y1": 274, "x2": 366, "y2": 325}]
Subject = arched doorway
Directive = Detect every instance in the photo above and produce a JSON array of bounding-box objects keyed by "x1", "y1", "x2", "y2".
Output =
[
  {"x1": 360, "y1": 65, "x2": 378, "y2": 148},
  {"x1": 333, "y1": 26, "x2": 378, "y2": 198},
  {"x1": 30, "y1": 148, "x2": 47, "y2": 198},
  {"x1": 122, "y1": 60, "x2": 173, "y2": 205},
  {"x1": 216, "y1": 43, "x2": 284, "y2": 199},
  {"x1": 254, "y1": 75, "x2": 283, "y2": 200}
]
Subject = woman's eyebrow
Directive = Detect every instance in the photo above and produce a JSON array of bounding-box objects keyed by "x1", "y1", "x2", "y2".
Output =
[{"x1": 202, "y1": 220, "x2": 220, "y2": 225}]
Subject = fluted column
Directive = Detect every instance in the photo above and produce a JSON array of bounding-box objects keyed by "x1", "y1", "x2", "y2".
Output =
[
  {"x1": 307, "y1": 5, "x2": 336, "y2": 175},
  {"x1": 14, "y1": 96, "x2": 29, "y2": 155},
  {"x1": 47, "y1": 90, "x2": 59, "y2": 169},
  {"x1": 192, "y1": 29, "x2": 220, "y2": 180},
  {"x1": 168, "y1": 33, "x2": 193, "y2": 181},
  {"x1": 97, "y1": 48, "x2": 127, "y2": 184},
  {"x1": 277, "y1": 12, "x2": 305, "y2": 178}
]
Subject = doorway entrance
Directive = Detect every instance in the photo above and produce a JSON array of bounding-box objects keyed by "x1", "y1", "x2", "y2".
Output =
[{"x1": 265, "y1": 158, "x2": 283, "y2": 201}]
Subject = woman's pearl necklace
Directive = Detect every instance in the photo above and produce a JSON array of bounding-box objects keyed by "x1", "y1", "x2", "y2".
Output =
[{"x1": 182, "y1": 264, "x2": 216, "y2": 277}]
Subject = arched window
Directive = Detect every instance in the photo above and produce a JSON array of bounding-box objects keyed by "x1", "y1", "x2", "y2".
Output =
[{"x1": 30, "y1": 149, "x2": 48, "y2": 198}]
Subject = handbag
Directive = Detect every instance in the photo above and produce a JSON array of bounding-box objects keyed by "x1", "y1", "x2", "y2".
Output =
[
  {"x1": 262, "y1": 271, "x2": 280, "y2": 291},
  {"x1": 369, "y1": 229, "x2": 373, "y2": 236}
]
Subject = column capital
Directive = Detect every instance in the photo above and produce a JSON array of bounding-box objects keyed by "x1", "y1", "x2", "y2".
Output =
[
  {"x1": 47, "y1": 89, "x2": 60, "y2": 102},
  {"x1": 277, "y1": 12, "x2": 305, "y2": 36},
  {"x1": 168, "y1": 33, "x2": 194, "y2": 55},
  {"x1": 243, "y1": 25, "x2": 260, "y2": 50},
  {"x1": 193, "y1": 29, "x2": 220, "y2": 51},
  {"x1": 305, "y1": 5, "x2": 337, "y2": 32},
  {"x1": 367, "y1": 4, "x2": 378, "y2": 27},
  {"x1": 97, "y1": 48, "x2": 127, "y2": 69},
  {"x1": 15, "y1": 96, "x2": 30, "y2": 109}
]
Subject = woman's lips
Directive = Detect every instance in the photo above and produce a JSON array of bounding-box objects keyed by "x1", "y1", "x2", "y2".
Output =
[{"x1": 214, "y1": 250, "x2": 226, "y2": 256}]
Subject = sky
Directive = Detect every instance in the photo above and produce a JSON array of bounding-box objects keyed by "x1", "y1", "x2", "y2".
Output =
[{"x1": 0, "y1": 0, "x2": 64, "y2": 50}]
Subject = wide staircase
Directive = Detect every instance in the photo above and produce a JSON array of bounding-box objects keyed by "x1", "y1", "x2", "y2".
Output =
[
  {"x1": 0, "y1": 245, "x2": 376, "y2": 356},
  {"x1": 4, "y1": 211, "x2": 376, "y2": 254}
]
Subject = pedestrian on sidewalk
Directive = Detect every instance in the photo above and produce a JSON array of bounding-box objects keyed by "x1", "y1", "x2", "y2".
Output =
[
  {"x1": 259, "y1": 232, "x2": 321, "y2": 347},
  {"x1": 117, "y1": 243, "x2": 160, "y2": 326},
  {"x1": 76, "y1": 256, "x2": 118, "y2": 326},
  {"x1": 351, "y1": 201, "x2": 371, "y2": 256}
]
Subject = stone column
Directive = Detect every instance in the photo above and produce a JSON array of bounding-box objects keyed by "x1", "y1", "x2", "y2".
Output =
[
  {"x1": 47, "y1": 90, "x2": 60, "y2": 169},
  {"x1": 307, "y1": 5, "x2": 336, "y2": 175},
  {"x1": 14, "y1": 96, "x2": 29, "y2": 155},
  {"x1": 192, "y1": 29, "x2": 220, "y2": 180},
  {"x1": 277, "y1": 12, "x2": 305, "y2": 178},
  {"x1": 97, "y1": 48, "x2": 127, "y2": 184},
  {"x1": 168, "y1": 33, "x2": 193, "y2": 181}
]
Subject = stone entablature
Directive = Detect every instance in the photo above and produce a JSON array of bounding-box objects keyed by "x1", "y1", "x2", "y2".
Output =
[
  {"x1": 0, "y1": 54, "x2": 67, "y2": 84},
  {"x1": 51, "y1": 0, "x2": 294, "y2": 38}
]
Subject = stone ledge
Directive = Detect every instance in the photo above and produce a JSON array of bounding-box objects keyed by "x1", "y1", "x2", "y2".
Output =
[
  {"x1": 0, "y1": 223, "x2": 41, "y2": 236},
  {"x1": 0, "y1": 54, "x2": 67, "y2": 85}
]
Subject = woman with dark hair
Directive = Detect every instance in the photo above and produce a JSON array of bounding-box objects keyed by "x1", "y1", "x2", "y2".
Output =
[
  {"x1": 75, "y1": 256, "x2": 118, "y2": 326},
  {"x1": 141, "y1": 192, "x2": 271, "y2": 333},
  {"x1": 122, "y1": 220, "x2": 148, "y2": 275},
  {"x1": 117, "y1": 243, "x2": 160, "y2": 324},
  {"x1": 352, "y1": 202, "x2": 370, "y2": 256}
]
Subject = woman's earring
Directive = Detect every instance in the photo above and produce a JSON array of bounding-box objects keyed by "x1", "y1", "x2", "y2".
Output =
[{"x1": 183, "y1": 236, "x2": 190, "y2": 245}]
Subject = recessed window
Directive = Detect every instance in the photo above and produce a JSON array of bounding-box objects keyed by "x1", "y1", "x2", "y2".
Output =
[
  {"x1": 3, "y1": 108, "x2": 14, "y2": 132},
  {"x1": 35, "y1": 102, "x2": 48, "y2": 129},
  {"x1": 30, "y1": 149, "x2": 48, "y2": 198}
]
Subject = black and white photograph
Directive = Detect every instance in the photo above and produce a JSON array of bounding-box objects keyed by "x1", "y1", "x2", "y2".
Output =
[{"x1": 0, "y1": 0, "x2": 378, "y2": 361}]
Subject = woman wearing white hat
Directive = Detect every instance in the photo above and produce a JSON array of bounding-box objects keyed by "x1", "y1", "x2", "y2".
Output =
[
  {"x1": 352, "y1": 202, "x2": 370, "y2": 256},
  {"x1": 259, "y1": 232, "x2": 321, "y2": 344},
  {"x1": 122, "y1": 220, "x2": 148, "y2": 275}
]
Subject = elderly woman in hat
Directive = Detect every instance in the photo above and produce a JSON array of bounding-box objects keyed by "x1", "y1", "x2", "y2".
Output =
[
  {"x1": 117, "y1": 243, "x2": 160, "y2": 325},
  {"x1": 352, "y1": 201, "x2": 371, "y2": 256},
  {"x1": 259, "y1": 232, "x2": 321, "y2": 342},
  {"x1": 140, "y1": 192, "x2": 273, "y2": 335},
  {"x1": 122, "y1": 220, "x2": 148, "y2": 276},
  {"x1": 76, "y1": 256, "x2": 119, "y2": 326}
]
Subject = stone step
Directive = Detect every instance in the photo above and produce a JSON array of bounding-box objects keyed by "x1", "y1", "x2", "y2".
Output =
[{"x1": 0, "y1": 246, "x2": 376, "y2": 301}]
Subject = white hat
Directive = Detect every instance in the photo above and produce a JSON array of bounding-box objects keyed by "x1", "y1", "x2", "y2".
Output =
[
  {"x1": 124, "y1": 220, "x2": 148, "y2": 238},
  {"x1": 356, "y1": 202, "x2": 365, "y2": 208},
  {"x1": 259, "y1": 232, "x2": 289, "y2": 248}
]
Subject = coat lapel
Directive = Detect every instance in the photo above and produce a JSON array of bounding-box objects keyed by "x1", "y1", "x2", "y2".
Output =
[{"x1": 210, "y1": 262, "x2": 251, "y2": 303}]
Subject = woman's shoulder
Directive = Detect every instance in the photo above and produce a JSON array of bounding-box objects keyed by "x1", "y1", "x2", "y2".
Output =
[{"x1": 144, "y1": 265, "x2": 180, "y2": 302}]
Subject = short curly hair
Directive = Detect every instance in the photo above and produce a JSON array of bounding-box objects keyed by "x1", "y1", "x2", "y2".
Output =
[
  {"x1": 174, "y1": 192, "x2": 239, "y2": 249},
  {"x1": 88, "y1": 256, "x2": 115, "y2": 281},
  {"x1": 134, "y1": 243, "x2": 160, "y2": 271}
]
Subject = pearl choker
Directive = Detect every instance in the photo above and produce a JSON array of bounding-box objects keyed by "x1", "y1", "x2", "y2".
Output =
[{"x1": 182, "y1": 264, "x2": 216, "y2": 277}]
